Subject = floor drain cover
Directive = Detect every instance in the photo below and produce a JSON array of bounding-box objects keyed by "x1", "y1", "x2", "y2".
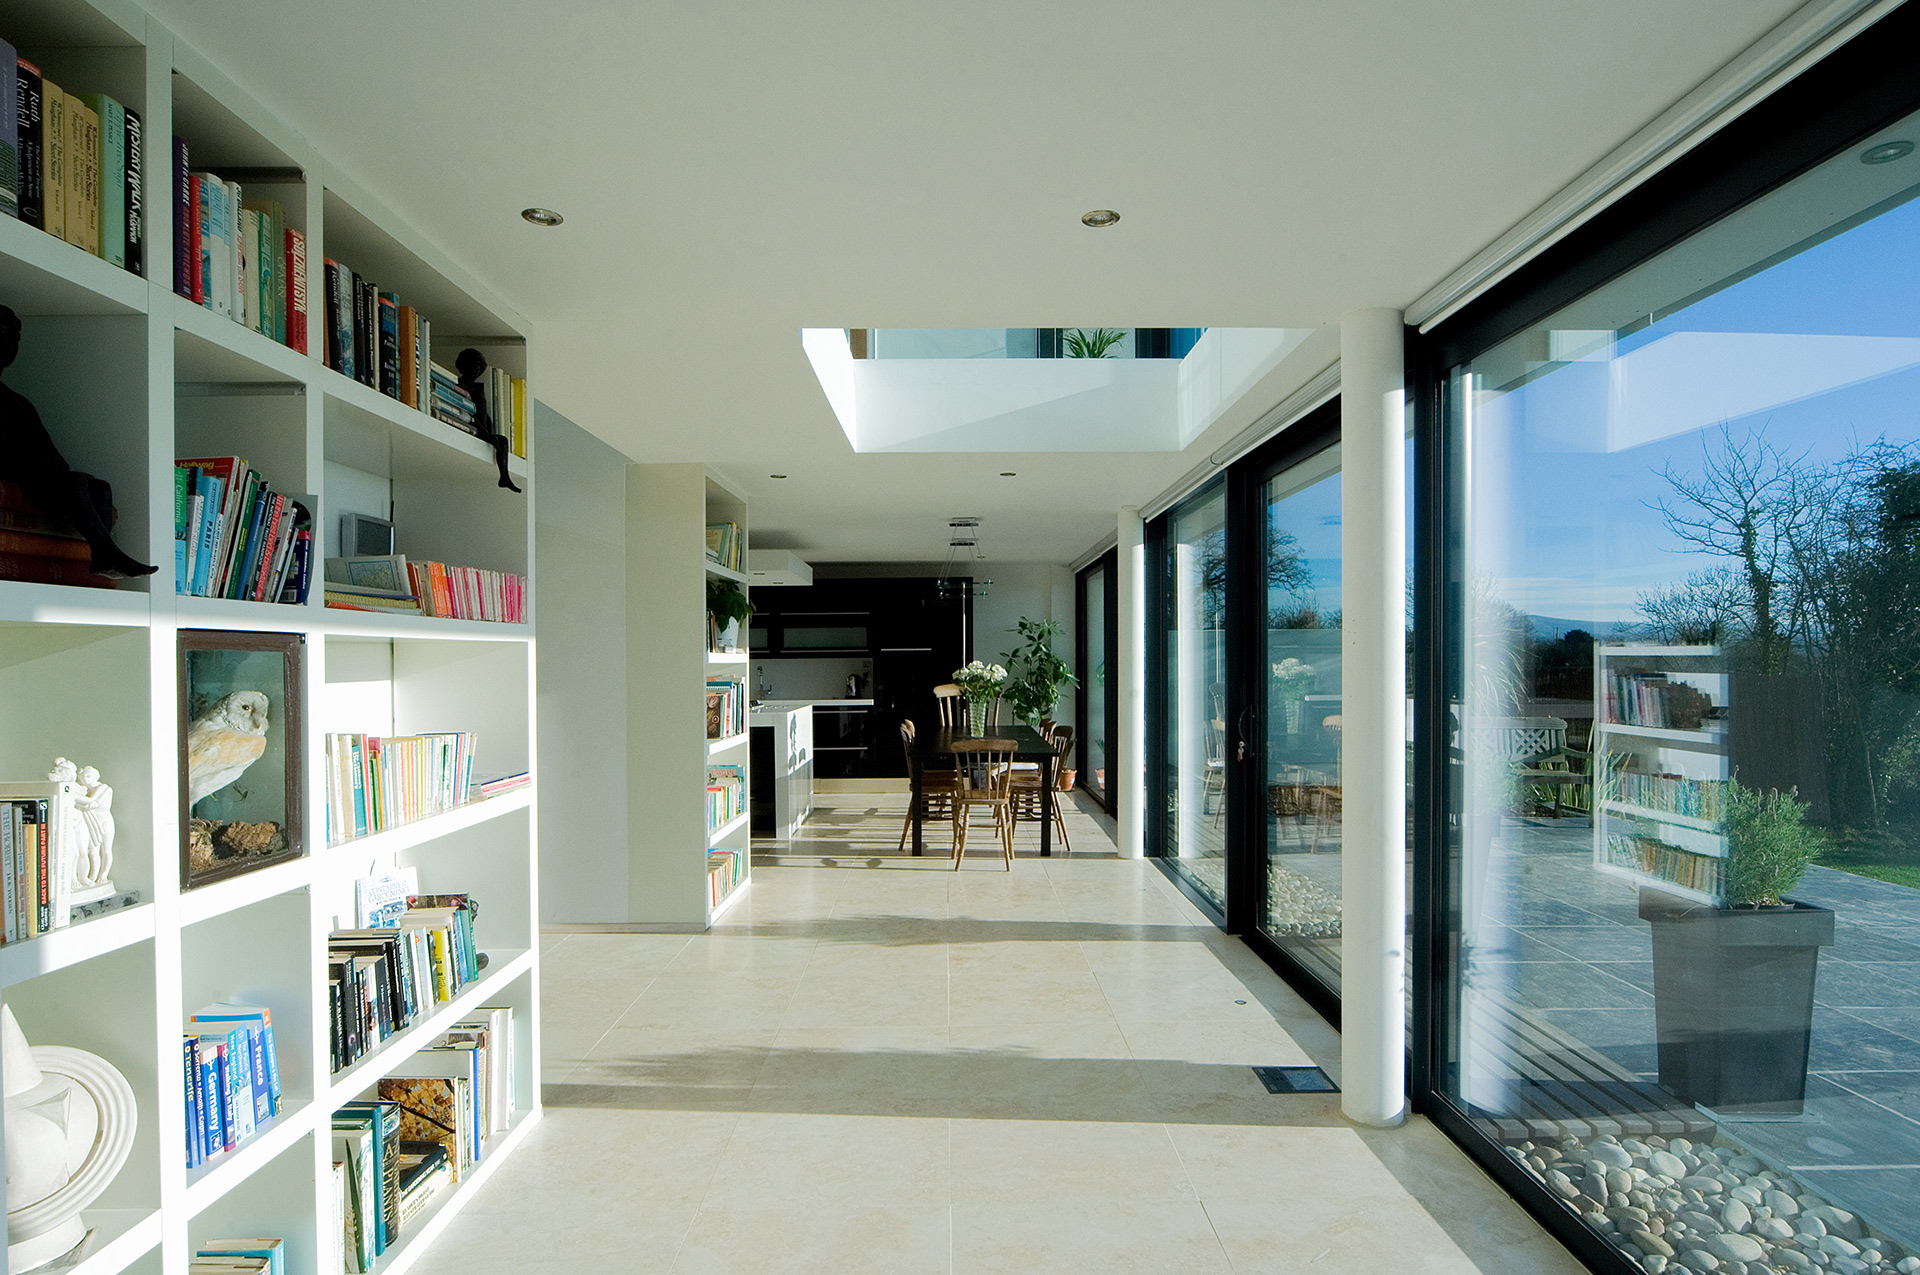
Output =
[{"x1": 1252, "y1": 1065, "x2": 1339, "y2": 1094}]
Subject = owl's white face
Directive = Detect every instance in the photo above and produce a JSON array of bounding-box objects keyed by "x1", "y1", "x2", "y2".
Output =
[{"x1": 221, "y1": 691, "x2": 270, "y2": 735}]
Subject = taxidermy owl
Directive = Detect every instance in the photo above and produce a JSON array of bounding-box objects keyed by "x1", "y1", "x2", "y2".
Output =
[{"x1": 187, "y1": 690, "x2": 270, "y2": 806}]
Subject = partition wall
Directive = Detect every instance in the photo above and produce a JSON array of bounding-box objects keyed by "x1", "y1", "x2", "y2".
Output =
[{"x1": 1107, "y1": 7, "x2": 1920, "y2": 1271}]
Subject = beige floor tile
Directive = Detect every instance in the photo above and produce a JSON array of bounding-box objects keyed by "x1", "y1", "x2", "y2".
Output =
[
  {"x1": 946, "y1": 938, "x2": 1092, "y2": 975},
  {"x1": 568, "y1": 1026, "x2": 777, "y2": 1109},
  {"x1": 538, "y1": 931, "x2": 693, "y2": 981},
  {"x1": 752, "y1": 1026, "x2": 954, "y2": 1118},
  {"x1": 671, "y1": 1204, "x2": 951, "y2": 1275},
  {"x1": 802, "y1": 938, "x2": 948, "y2": 977},
  {"x1": 616, "y1": 974, "x2": 801, "y2": 1030},
  {"x1": 1167, "y1": 1123, "x2": 1411, "y2": 1204},
  {"x1": 1201, "y1": 1196, "x2": 1490, "y2": 1274},
  {"x1": 949, "y1": 1119, "x2": 1197, "y2": 1205},
  {"x1": 704, "y1": 1112, "x2": 952, "y2": 1209},
  {"x1": 663, "y1": 935, "x2": 820, "y2": 976},
  {"x1": 946, "y1": 1050, "x2": 1159, "y2": 1123},
  {"x1": 951, "y1": 1200, "x2": 1234, "y2": 1274},
  {"x1": 782, "y1": 973, "x2": 950, "y2": 1028},
  {"x1": 416, "y1": 1206, "x2": 700, "y2": 1275},
  {"x1": 1118, "y1": 1017, "x2": 1315, "y2": 1067},
  {"x1": 540, "y1": 977, "x2": 654, "y2": 1035},
  {"x1": 1091, "y1": 968, "x2": 1279, "y2": 1021},
  {"x1": 946, "y1": 1019, "x2": 1134, "y2": 1061},
  {"x1": 463, "y1": 1107, "x2": 742, "y2": 1216},
  {"x1": 948, "y1": 969, "x2": 1114, "y2": 1025}
]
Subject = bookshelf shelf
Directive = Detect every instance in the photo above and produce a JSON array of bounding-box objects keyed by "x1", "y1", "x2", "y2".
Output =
[
  {"x1": 176, "y1": 853, "x2": 314, "y2": 926},
  {"x1": 705, "y1": 561, "x2": 749, "y2": 585},
  {"x1": 68, "y1": 1208, "x2": 164, "y2": 1275},
  {"x1": 0, "y1": 8, "x2": 541, "y2": 1275},
  {"x1": 322, "y1": 947, "x2": 534, "y2": 1109},
  {"x1": 0, "y1": 212, "x2": 149, "y2": 316},
  {"x1": 325, "y1": 786, "x2": 534, "y2": 860},
  {"x1": 708, "y1": 875, "x2": 750, "y2": 923},
  {"x1": 706, "y1": 651, "x2": 749, "y2": 665},
  {"x1": 1601, "y1": 799, "x2": 1721, "y2": 834},
  {"x1": 180, "y1": 1100, "x2": 313, "y2": 1214},
  {"x1": 708, "y1": 810, "x2": 751, "y2": 845},
  {"x1": 354, "y1": 1108, "x2": 541, "y2": 1275},
  {"x1": 0, "y1": 579, "x2": 153, "y2": 625},
  {"x1": 0, "y1": 903, "x2": 156, "y2": 989},
  {"x1": 706, "y1": 732, "x2": 750, "y2": 756},
  {"x1": 1601, "y1": 721, "x2": 1726, "y2": 745}
]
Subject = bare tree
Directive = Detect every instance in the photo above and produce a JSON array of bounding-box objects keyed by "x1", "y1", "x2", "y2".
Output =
[
  {"x1": 1635, "y1": 566, "x2": 1746, "y2": 645},
  {"x1": 1651, "y1": 423, "x2": 1824, "y2": 674}
]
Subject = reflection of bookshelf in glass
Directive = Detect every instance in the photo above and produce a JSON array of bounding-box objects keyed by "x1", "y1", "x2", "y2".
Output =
[{"x1": 1592, "y1": 644, "x2": 1731, "y2": 905}]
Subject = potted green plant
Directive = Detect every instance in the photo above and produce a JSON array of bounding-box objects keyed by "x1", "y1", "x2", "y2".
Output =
[
  {"x1": 1002, "y1": 618, "x2": 1079, "y2": 730},
  {"x1": 1639, "y1": 778, "x2": 1834, "y2": 1114},
  {"x1": 1063, "y1": 328, "x2": 1127, "y2": 358},
  {"x1": 706, "y1": 578, "x2": 753, "y2": 653}
]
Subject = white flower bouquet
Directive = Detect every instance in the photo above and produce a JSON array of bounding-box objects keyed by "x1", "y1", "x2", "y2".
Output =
[{"x1": 952, "y1": 660, "x2": 1007, "y2": 705}]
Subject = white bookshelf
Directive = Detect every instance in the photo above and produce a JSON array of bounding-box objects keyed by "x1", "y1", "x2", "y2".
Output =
[
  {"x1": 623, "y1": 466, "x2": 751, "y2": 928},
  {"x1": 1591, "y1": 643, "x2": 1730, "y2": 906},
  {"x1": 0, "y1": 6, "x2": 541, "y2": 1275}
]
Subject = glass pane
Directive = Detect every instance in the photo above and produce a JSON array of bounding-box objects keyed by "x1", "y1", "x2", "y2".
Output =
[
  {"x1": 1445, "y1": 112, "x2": 1920, "y2": 1270},
  {"x1": 1084, "y1": 565, "x2": 1108, "y2": 798},
  {"x1": 1162, "y1": 483, "x2": 1228, "y2": 911},
  {"x1": 1260, "y1": 447, "x2": 1343, "y2": 989}
]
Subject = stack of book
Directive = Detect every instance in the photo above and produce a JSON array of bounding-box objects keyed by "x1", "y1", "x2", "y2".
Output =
[
  {"x1": 192, "y1": 1238, "x2": 284, "y2": 1275},
  {"x1": 1, "y1": 780, "x2": 78, "y2": 941},
  {"x1": 705, "y1": 521, "x2": 743, "y2": 573},
  {"x1": 319, "y1": 265, "x2": 528, "y2": 457},
  {"x1": 707, "y1": 764, "x2": 745, "y2": 833},
  {"x1": 705, "y1": 677, "x2": 746, "y2": 740},
  {"x1": 709, "y1": 847, "x2": 746, "y2": 909},
  {"x1": 324, "y1": 731, "x2": 477, "y2": 845},
  {"x1": 476, "y1": 770, "x2": 530, "y2": 799},
  {"x1": 174, "y1": 458, "x2": 314, "y2": 603},
  {"x1": 327, "y1": 893, "x2": 481, "y2": 1073},
  {"x1": 171, "y1": 141, "x2": 305, "y2": 352},
  {"x1": 0, "y1": 478, "x2": 114, "y2": 589},
  {"x1": 406, "y1": 558, "x2": 525, "y2": 623},
  {"x1": 0, "y1": 49, "x2": 144, "y2": 274},
  {"x1": 183, "y1": 1002, "x2": 282, "y2": 1170}
]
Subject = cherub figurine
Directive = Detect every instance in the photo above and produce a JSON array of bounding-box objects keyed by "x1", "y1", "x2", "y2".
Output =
[
  {"x1": 0, "y1": 306, "x2": 157, "y2": 578},
  {"x1": 455, "y1": 347, "x2": 522, "y2": 494}
]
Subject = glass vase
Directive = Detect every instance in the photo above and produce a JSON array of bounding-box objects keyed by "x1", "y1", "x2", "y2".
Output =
[{"x1": 967, "y1": 699, "x2": 987, "y2": 735}]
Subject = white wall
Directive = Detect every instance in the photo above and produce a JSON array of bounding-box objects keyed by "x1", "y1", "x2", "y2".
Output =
[
  {"x1": 973, "y1": 563, "x2": 1077, "y2": 734},
  {"x1": 533, "y1": 403, "x2": 632, "y2": 922}
]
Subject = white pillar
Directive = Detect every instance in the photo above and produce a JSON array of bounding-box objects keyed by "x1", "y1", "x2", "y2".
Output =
[
  {"x1": 1115, "y1": 506, "x2": 1146, "y2": 859},
  {"x1": 1340, "y1": 308, "x2": 1408, "y2": 1128}
]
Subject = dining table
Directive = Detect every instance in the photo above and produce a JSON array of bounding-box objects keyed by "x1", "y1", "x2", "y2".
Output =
[{"x1": 906, "y1": 723, "x2": 1058, "y2": 857}]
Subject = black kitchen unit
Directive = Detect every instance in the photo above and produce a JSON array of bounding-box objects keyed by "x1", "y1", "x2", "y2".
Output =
[{"x1": 750, "y1": 577, "x2": 970, "y2": 777}]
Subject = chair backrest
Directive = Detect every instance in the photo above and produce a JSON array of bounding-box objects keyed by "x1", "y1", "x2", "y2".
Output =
[
  {"x1": 951, "y1": 738, "x2": 1015, "y2": 795},
  {"x1": 1048, "y1": 725, "x2": 1076, "y2": 790},
  {"x1": 1470, "y1": 716, "x2": 1568, "y2": 766},
  {"x1": 899, "y1": 717, "x2": 917, "y2": 764},
  {"x1": 934, "y1": 683, "x2": 963, "y2": 727}
]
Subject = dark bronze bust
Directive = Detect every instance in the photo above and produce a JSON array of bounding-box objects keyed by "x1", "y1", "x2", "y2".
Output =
[{"x1": 0, "y1": 305, "x2": 156, "y2": 578}]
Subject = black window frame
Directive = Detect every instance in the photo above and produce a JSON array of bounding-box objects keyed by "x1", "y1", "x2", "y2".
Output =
[
  {"x1": 1074, "y1": 550, "x2": 1119, "y2": 813},
  {"x1": 1408, "y1": 7, "x2": 1920, "y2": 1271}
]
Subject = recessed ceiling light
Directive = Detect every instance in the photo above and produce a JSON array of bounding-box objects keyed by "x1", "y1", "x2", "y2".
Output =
[
  {"x1": 1000, "y1": 472, "x2": 1017, "y2": 477},
  {"x1": 1861, "y1": 140, "x2": 1914, "y2": 165},
  {"x1": 1081, "y1": 209, "x2": 1120, "y2": 228},
  {"x1": 769, "y1": 474, "x2": 787, "y2": 479},
  {"x1": 520, "y1": 207, "x2": 564, "y2": 226}
]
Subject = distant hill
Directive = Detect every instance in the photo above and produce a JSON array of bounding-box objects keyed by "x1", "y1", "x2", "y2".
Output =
[{"x1": 1526, "y1": 615, "x2": 1635, "y2": 641}]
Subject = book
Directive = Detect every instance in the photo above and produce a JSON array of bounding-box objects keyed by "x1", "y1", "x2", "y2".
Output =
[
  {"x1": 190, "y1": 1002, "x2": 281, "y2": 1117},
  {"x1": 376, "y1": 1075, "x2": 471, "y2": 1183},
  {"x1": 196, "y1": 1240, "x2": 283, "y2": 1275},
  {"x1": 64, "y1": 92, "x2": 98, "y2": 255},
  {"x1": 41, "y1": 76, "x2": 61, "y2": 241},
  {"x1": 0, "y1": 43, "x2": 16, "y2": 219},
  {"x1": 122, "y1": 105, "x2": 141, "y2": 275},
  {"x1": 78, "y1": 93, "x2": 123, "y2": 266},
  {"x1": 332, "y1": 1122, "x2": 374, "y2": 1274},
  {"x1": 378, "y1": 291, "x2": 399, "y2": 397},
  {"x1": 17, "y1": 59, "x2": 42, "y2": 229},
  {"x1": 325, "y1": 553, "x2": 410, "y2": 594},
  {"x1": 285, "y1": 226, "x2": 307, "y2": 352}
]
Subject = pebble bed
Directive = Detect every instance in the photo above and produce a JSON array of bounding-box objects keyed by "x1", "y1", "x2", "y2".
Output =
[
  {"x1": 1503, "y1": 1132, "x2": 1915, "y2": 1274},
  {"x1": 1264, "y1": 864, "x2": 1342, "y2": 937}
]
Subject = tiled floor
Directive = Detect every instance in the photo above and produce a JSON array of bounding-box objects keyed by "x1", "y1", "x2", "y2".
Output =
[{"x1": 416, "y1": 792, "x2": 1587, "y2": 1275}]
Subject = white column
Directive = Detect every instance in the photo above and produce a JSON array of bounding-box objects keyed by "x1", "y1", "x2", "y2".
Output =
[
  {"x1": 1115, "y1": 506, "x2": 1146, "y2": 858},
  {"x1": 1340, "y1": 308, "x2": 1408, "y2": 1128}
]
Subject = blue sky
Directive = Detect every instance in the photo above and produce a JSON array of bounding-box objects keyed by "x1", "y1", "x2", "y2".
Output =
[{"x1": 1476, "y1": 183, "x2": 1920, "y2": 624}]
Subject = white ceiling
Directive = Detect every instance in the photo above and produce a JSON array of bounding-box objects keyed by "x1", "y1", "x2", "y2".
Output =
[{"x1": 144, "y1": 0, "x2": 1805, "y2": 562}]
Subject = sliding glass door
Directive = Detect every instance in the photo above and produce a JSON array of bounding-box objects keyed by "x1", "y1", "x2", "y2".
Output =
[
  {"x1": 1152, "y1": 482, "x2": 1230, "y2": 915},
  {"x1": 1254, "y1": 435, "x2": 1345, "y2": 993},
  {"x1": 1076, "y1": 553, "x2": 1117, "y2": 810}
]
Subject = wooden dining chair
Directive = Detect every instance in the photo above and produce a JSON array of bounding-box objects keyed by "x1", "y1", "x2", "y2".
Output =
[
  {"x1": 1009, "y1": 724, "x2": 1075, "y2": 854},
  {"x1": 934, "y1": 683, "x2": 964, "y2": 729},
  {"x1": 897, "y1": 719, "x2": 958, "y2": 851},
  {"x1": 949, "y1": 737, "x2": 1016, "y2": 870}
]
